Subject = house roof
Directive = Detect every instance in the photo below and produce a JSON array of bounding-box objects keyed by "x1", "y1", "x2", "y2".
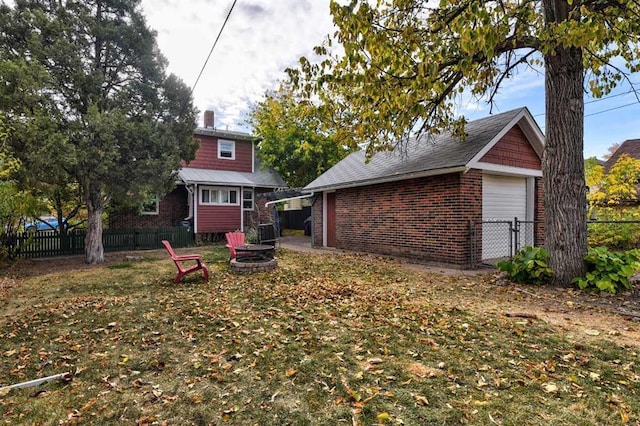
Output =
[
  {"x1": 178, "y1": 167, "x2": 285, "y2": 188},
  {"x1": 604, "y1": 139, "x2": 640, "y2": 172},
  {"x1": 179, "y1": 154, "x2": 285, "y2": 188},
  {"x1": 194, "y1": 127, "x2": 255, "y2": 142},
  {"x1": 304, "y1": 107, "x2": 543, "y2": 192}
]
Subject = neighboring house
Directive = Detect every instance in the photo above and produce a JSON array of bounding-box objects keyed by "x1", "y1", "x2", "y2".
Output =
[
  {"x1": 598, "y1": 138, "x2": 640, "y2": 207},
  {"x1": 303, "y1": 107, "x2": 545, "y2": 267},
  {"x1": 109, "y1": 111, "x2": 286, "y2": 239},
  {"x1": 603, "y1": 139, "x2": 640, "y2": 173}
]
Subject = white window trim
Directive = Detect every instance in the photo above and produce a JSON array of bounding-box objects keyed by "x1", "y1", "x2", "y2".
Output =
[
  {"x1": 141, "y1": 199, "x2": 159, "y2": 215},
  {"x1": 199, "y1": 186, "x2": 240, "y2": 206},
  {"x1": 218, "y1": 139, "x2": 235, "y2": 160},
  {"x1": 243, "y1": 189, "x2": 254, "y2": 210}
]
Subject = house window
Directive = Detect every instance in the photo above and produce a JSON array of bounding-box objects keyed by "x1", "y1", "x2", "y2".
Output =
[
  {"x1": 218, "y1": 140, "x2": 235, "y2": 159},
  {"x1": 220, "y1": 188, "x2": 238, "y2": 204},
  {"x1": 243, "y1": 189, "x2": 254, "y2": 210},
  {"x1": 141, "y1": 198, "x2": 159, "y2": 215},
  {"x1": 200, "y1": 186, "x2": 239, "y2": 206},
  {"x1": 200, "y1": 188, "x2": 218, "y2": 205}
]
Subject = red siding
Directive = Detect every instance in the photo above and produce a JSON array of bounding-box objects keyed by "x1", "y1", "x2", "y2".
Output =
[
  {"x1": 197, "y1": 205, "x2": 241, "y2": 233},
  {"x1": 480, "y1": 126, "x2": 541, "y2": 169},
  {"x1": 184, "y1": 135, "x2": 253, "y2": 172}
]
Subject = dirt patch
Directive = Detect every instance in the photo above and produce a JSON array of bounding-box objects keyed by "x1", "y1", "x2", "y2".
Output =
[
  {"x1": 421, "y1": 270, "x2": 640, "y2": 348},
  {"x1": 1, "y1": 248, "x2": 197, "y2": 279}
]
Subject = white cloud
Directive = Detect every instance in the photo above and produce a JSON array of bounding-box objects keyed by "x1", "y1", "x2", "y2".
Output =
[{"x1": 141, "y1": 0, "x2": 335, "y2": 130}]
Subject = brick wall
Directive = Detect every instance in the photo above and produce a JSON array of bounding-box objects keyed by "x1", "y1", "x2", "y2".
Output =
[
  {"x1": 480, "y1": 126, "x2": 541, "y2": 169},
  {"x1": 109, "y1": 186, "x2": 189, "y2": 229},
  {"x1": 312, "y1": 195, "x2": 323, "y2": 247},
  {"x1": 313, "y1": 170, "x2": 483, "y2": 266},
  {"x1": 244, "y1": 192, "x2": 274, "y2": 232}
]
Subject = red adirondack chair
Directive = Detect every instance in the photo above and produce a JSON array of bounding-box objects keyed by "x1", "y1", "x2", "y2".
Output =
[
  {"x1": 161, "y1": 240, "x2": 209, "y2": 284},
  {"x1": 225, "y1": 231, "x2": 246, "y2": 260}
]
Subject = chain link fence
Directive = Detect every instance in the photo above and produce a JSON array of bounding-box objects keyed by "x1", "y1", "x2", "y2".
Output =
[
  {"x1": 587, "y1": 220, "x2": 640, "y2": 250},
  {"x1": 471, "y1": 219, "x2": 640, "y2": 269},
  {"x1": 470, "y1": 218, "x2": 542, "y2": 269}
]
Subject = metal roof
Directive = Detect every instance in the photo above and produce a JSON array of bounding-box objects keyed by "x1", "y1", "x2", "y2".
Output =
[
  {"x1": 178, "y1": 166, "x2": 285, "y2": 188},
  {"x1": 304, "y1": 107, "x2": 543, "y2": 191}
]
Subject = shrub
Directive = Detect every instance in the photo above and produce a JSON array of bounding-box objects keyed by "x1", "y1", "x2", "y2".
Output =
[
  {"x1": 572, "y1": 247, "x2": 640, "y2": 294},
  {"x1": 496, "y1": 246, "x2": 553, "y2": 285},
  {"x1": 587, "y1": 207, "x2": 640, "y2": 250},
  {"x1": 244, "y1": 228, "x2": 258, "y2": 244}
]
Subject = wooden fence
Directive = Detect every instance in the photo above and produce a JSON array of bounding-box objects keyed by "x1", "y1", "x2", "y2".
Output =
[{"x1": 13, "y1": 227, "x2": 194, "y2": 259}]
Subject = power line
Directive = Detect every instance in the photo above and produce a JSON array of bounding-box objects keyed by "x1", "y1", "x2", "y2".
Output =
[
  {"x1": 533, "y1": 88, "x2": 640, "y2": 118},
  {"x1": 190, "y1": 0, "x2": 238, "y2": 96},
  {"x1": 585, "y1": 89, "x2": 636, "y2": 105},
  {"x1": 584, "y1": 101, "x2": 640, "y2": 117}
]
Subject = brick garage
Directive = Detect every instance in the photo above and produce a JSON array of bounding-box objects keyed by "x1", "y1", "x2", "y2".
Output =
[{"x1": 306, "y1": 108, "x2": 546, "y2": 268}]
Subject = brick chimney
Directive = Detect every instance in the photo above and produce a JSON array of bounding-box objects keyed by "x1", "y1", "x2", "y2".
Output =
[{"x1": 204, "y1": 110, "x2": 214, "y2": 128}]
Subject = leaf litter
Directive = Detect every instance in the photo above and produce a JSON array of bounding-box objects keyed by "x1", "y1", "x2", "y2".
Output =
[{"x1": 0, "y1": 247, "x2": 638, "y2": 425}]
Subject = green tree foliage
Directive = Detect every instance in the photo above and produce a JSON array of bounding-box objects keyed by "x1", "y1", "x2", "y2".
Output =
[
  {"x1": 0, "y1": 0, "x2": 198, "y2": 263},
  {"x1": 287, "y1": 0, "x2": 640, "y2": 286},
  {"x1": 0, "y1": 116, "x2": 44, "y2": 260},
  {"x1": 250, "y1": 85, "x2": 352, "y2": 188}
]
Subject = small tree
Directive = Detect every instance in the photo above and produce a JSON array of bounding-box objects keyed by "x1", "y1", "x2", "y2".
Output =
[
  {"x1": 250, "y1": 84, "x2": 352, "y2": 188},
  {"x1": 0, "y1": 116, "x2": 43, "y2": 260},
  {"x1": 0, "y1": 0, "x2": 198, "y2": 263}
]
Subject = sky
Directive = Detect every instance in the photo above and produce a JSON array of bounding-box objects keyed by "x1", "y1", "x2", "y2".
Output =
[{"x1": 140, "y1": 0, "x2": 640, "y2": 161}]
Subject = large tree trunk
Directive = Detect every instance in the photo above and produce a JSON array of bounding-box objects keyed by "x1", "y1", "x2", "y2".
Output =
[
  {"x1": 85, "y1": 183, "x2": 104, "y2": 264},
  {"x1": 543, "y1": 28, "x2": 587, "y2": 285}
]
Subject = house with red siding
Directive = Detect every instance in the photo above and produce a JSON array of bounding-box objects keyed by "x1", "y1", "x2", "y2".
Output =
[
  {"x1": 303, "y1": 107, "x2": 545, "y2": 268},
  {"x1": 109, "y1": 111, "x2": 285, "y2": 239}
]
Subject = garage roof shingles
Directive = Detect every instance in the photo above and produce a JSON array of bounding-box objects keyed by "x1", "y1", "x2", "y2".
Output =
[{"x1": 305, "y1": 108, "x2": 526, "y2": 191}]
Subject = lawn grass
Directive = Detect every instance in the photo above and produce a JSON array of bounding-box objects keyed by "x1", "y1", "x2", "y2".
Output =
[{"x1": 0, "y1": 246, "x2": 638, "y2": 425}]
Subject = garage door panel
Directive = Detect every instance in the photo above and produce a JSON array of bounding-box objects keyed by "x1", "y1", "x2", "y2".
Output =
[{"x1": 482, "y1": 175, "x2": 527, "y2": 260}]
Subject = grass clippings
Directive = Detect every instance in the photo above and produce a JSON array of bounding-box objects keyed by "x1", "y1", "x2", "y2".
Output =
[{"x1": 0, "y1": 246, "x2": 638, "y2": 425}]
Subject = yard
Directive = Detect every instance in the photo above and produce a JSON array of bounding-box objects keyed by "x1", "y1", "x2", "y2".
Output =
[{"x1": 0, "y1": 245, "x2": 639, "y2": 425}]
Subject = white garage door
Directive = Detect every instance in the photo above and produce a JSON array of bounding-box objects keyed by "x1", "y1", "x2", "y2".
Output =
[{"x1": 482, "y1": 174, "x2": 527, "y2": 260}]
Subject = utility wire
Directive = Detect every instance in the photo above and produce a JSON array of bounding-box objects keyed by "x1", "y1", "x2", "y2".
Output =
[
  {"x1": 584, "y1": 101, "x2": 640, "y2": 117},
  {"x1": 534, "y1": 88, "x2": 640, "y2": 118},
  {"x1": 190, "y1": 0, "x2": 238, "y2": 96}
]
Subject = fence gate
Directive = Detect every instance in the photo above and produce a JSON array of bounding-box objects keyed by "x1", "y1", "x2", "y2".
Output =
[{"x1": 470, "y1": 218, "x2": 538, "y2": 268}]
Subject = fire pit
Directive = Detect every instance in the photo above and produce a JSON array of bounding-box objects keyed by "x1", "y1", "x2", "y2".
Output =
[{"x1": 230, "y1": 256, "x2": 278, "y2": 273}]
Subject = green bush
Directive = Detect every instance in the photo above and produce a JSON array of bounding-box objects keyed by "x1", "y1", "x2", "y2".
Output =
[
  {"x1": 588, "y1": 207, "x2": 640, "y2": 250},
  {"x1": 244, "y1": 228, "x2": 258, "y2": 244},
  {"x1": 496, "y1": 246, "x2": 553, "y2": 285},
  {"x1": 572, "y1": 247, "x2": 640, "y2": 294}
]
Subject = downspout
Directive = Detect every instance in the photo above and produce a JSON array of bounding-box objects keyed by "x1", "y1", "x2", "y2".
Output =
[
  {"x1": 193, "y1": 184, "x2": 198, "y2": 234},
  {"x1": 264, "y1": 192, "x2": 315, "y2": 207},
  {"x1": 184, "y1": 184, "x2": 194, "y2": 222},
  {"x1": 240, "y1": 186, "x2": 245, "y2": 232}
]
